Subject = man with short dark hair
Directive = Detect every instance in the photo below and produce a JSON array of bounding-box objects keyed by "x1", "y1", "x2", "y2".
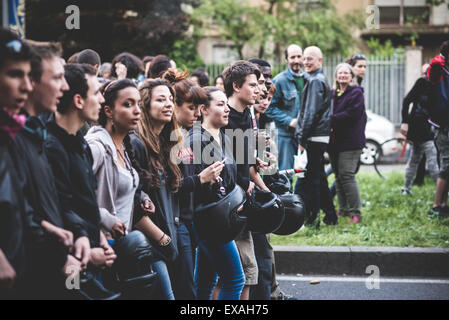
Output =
[
  {"x1": 190, "y1": 68, "x2": 210, "y2": 87},
  {"x1": 265, "y1": 44, "x2": 305, "y2": 171},
  {"x1": 249, "y1": 58, "x2": 273, "y2": 90},
  {"x1": 0, "y1": 27, "x2": 34, "y2": 298},
  {"x1": 45, "y1": 63, "x2": 117, "y2": 273},
  {"x1": 12, "y1": 40, "x2": 83, "y2": 298},
  {"x1": 222, "y1": 60, "x2": 270, "y2": 300},
  {"x1": 76, "y1": 49, "x2": 101, "y2": 76}
]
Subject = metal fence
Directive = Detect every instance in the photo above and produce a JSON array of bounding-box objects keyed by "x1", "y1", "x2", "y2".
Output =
[{"x1": 205, "y1": 54, "x2": 406, "y2": 125}]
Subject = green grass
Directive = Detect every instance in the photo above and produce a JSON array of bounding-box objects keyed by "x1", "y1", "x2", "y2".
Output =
[{"x1": 271, "y1": 172, "x2": 449, "y2": 248}]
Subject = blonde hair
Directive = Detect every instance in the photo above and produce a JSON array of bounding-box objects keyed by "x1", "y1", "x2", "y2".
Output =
[{"x1": 333, "y1": 63, "x2": 357, "y2": 90}]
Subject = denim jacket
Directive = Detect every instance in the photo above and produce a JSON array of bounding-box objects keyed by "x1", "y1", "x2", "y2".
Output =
[{"x1": 265, "y1": 68, "x2": 305, "y2": 137}]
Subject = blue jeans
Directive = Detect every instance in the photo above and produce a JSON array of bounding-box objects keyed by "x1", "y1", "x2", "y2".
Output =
[
  {"x1": 171, "y1": 221, "x2": 197, "y2": 300},
  {"x1": 194, "y1": 239, "x2": 245, "y2": 300},
  {"x1": 278, "y1": 135, "x2": 297, "y2": 171},
  {"x1": 152, "y1": 260, "x2": 175, "y2": 300}
]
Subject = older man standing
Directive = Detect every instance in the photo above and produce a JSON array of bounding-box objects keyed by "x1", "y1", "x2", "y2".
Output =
[
  {"x1": 265, "y1": 44, "x2": 305, "y2": 171},
  {"x1": 295, "y1": 46, "x2": 337, "y2": 228}
]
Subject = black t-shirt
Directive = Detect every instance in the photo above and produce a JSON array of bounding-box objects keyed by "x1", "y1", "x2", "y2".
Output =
[{"x1": 222, "y1": 105, "x2": 256, "y2": 192}]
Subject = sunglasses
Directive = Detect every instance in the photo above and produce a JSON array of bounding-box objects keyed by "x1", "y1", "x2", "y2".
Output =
[
  {"x1": 5, "y1": 40, "x2": 24, "y2": 53},
  {"x1": 352, "y1": 53, "x2": 366, "y2": 60}
]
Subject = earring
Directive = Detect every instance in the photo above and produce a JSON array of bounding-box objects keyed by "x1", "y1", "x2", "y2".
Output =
[{"x1": 111, "y1": 118, "x2": 116, "y2": 133}]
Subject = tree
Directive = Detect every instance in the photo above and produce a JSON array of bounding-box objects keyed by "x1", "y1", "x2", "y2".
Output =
[
  {"x1": 25, "y1": 0, "x2": 197, "y2": 62},
  {"x1": 191, "y1": 0, "x2": 259, "y2": 60},
  {"x1": 191, "y1": 0, "x2": 365, "y2": 62},
  {"x1": 426, "y1": 0, "x2": 449, "y2": 8},
  {"x1": 266, "y1": 0, "x2": 365, "y2": 62}
]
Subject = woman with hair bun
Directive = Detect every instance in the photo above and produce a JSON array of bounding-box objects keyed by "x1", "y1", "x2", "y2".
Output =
[
  {"x1": 161, "y1": 69, "x2": 226, "y2": 299},
  {"x1": 186, "y1": 86, "x2": 245, "y2": 300}
]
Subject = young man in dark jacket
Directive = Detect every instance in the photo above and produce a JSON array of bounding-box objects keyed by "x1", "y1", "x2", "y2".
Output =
[
  {"x1": 295, "y1": 46, "x2": 335, "y2": 228},
  {"x1": 45, "y1": 63, "x2": 117, "y2": 271},
  {"x1": 0, "y1": 27, "x2": 34, "y2": 298},
  {"x1": 12, "y1": 41, "x2": 84, "y2": 298},
  {"x1": 222, "y1": 60, "x2": 271, "y2": 300},
  {"x1": 400, "y1": 64, "x2": 439, "y2": 195}
]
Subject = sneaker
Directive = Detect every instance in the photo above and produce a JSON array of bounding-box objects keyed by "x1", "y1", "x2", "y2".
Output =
[
  {"x1": 428, "y1": 206, "x2": 449, "y2": 218},
  {"x1": 305, "y1": 219, "x2": 320, "y2": 229},
  {"x1": 323, "y1": 215, "x2": 338, "y2": 226},
  {"x1": 271, "y1": 291, "x2": 298, "y2": 300},
  {"x1": 401, "y1": 188, "x2": 412, "y2": 195},
  {"x1": 349, "y1": 215, "x2": 362, "y2": 224},
  {"x1": 441, "y1": 206, "x2": 449, "y2": 214}
]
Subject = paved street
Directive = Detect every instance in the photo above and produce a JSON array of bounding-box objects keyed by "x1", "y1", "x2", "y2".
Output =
[{"x1": 277, "y1": 274, "x2": 449, "y2": 300}]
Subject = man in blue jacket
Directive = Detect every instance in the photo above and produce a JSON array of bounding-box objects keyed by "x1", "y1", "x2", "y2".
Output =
[{"x1": 265, "y1": 44, "x2": 305, "y2": 171}]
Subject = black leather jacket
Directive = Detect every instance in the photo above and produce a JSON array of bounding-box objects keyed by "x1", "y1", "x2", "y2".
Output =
[
  {"x1": 295, "y1": 68, "x2": 332, "y2": 146},
  {"x1": 13, "y1": 115, "x2": 68, "y2": 274},
  {"x1": 45, "y1": 119, "x2": 101, "y2": 247},
  {"x1": 130, "y1": 133, "x2": 179, "y2": 263},
  {"x1": 0, "y1": 132, "x2": 27, "y2": 281}
]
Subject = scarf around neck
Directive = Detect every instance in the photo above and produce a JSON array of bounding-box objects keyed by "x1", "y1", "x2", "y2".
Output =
[{"x1": 0, "y1": 107, "x2": 26, "y2": 140}]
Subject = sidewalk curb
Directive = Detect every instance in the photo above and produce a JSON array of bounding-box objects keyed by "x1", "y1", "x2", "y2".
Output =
[{"x1": 273, "y1": 246, "x2": 449, "y2": 278}]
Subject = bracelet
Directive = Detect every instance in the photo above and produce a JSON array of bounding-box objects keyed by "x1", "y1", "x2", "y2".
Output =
[
  {"x1": 159, "y1": 235, "x2": 171, "y2": 247},
  {"x1": 158, "y1": 233, "x2": 166, "y2": 243}
]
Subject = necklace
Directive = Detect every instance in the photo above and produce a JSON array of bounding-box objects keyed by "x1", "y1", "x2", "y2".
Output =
[{"x1": 113, "y1": 140, "x2": 136, "y2": 188}]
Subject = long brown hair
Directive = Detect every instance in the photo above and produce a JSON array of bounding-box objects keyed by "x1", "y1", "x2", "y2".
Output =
[{"x1": 138, "y1": 78, "x2": 183, "y2": 192}]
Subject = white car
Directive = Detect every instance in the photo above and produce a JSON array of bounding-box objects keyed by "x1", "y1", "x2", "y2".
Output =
[{"x1": 361, "y1": 110, "x2": 400, "y2": 165}]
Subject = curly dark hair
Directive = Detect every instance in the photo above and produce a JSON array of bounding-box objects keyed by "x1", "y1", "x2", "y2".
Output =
[
  {"x1": 110, "y1": 52, "x2": 144, "y2": 79},
  {"x1": 148, "y1": 55, "x2": 172, "y2": 79}
]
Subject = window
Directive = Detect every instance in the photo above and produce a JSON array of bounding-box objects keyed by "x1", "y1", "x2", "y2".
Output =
[
  {"x1": 379, "y1": 7, "x2": 400, "y2": 24},
  {"x1": 378, "y1": 5, "x2": 430, "y2": 25},
  {"x1": 404, "y1": 7, "x2": 430, "y2": 24}
]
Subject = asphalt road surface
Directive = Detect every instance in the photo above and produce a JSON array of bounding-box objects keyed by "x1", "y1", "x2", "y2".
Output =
[{"x1": 277, "y1": 274, "x2": 449, "y2": 300}]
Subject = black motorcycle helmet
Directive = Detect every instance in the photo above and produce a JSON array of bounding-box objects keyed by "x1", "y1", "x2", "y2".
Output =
[
  {"x1": 107, "y1": 230, "x2": 158, "y2": 298},
  {"x1": 194, "y1": 184, "x2": 247, "y2": 245},
  {"x1": 264, "y1": 173, "x2": 291, "y2": 194},
  {"x1": 242, "y1": 189, "x2": 285, "y2": 234},
  {"x1": 273, "y1": 193, "x2": 305, "y2": 235}
]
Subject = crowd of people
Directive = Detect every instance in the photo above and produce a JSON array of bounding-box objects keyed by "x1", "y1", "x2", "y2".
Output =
[{"x1": 1, "y1": 25, "x2": 448, "y2": 300}]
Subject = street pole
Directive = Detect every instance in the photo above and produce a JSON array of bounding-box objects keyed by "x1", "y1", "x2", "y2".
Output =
[{"x1": 2, "y1": 0, "x2": 8, "y2": 28}]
